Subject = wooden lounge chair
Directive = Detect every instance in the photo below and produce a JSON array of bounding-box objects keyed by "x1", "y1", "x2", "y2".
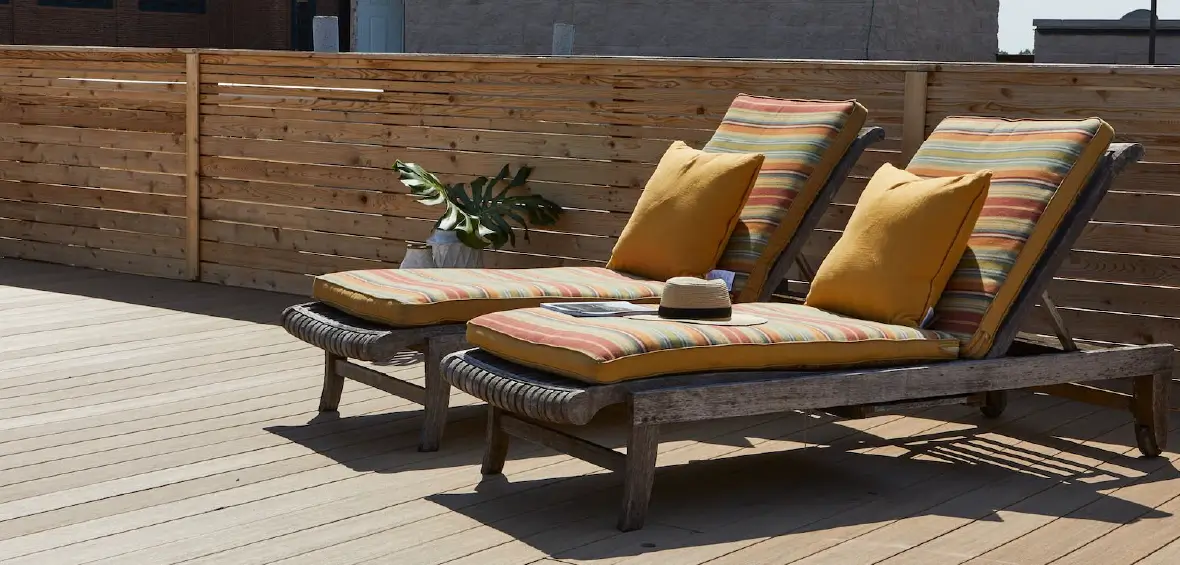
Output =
[
  {"x1": 279, "y1": 95, "x2": 884, "y2": 451},
  {"x1": 440, "y1": 116, "x2": 1171, "y2": 531}
]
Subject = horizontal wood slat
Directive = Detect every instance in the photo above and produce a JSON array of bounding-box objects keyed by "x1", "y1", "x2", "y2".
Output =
[
  {"x1": 0, "y1": 218, "x2": 185, "y2": 259},
  {"x1": 0, "y1": 238, "x2": 186, "y2": 279},
  {"x1": 0, "y1": 199, "x2": 184, "y2": 237}
]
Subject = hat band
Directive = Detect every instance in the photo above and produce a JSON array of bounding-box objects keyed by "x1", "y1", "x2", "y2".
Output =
[{"x1": 658, "y1": 306, "x2": 732, "y2": 320}]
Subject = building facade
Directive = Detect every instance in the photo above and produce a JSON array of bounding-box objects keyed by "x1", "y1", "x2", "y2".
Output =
[
  {"x1": 1035, "y1": 10, "x2": 1178, "y2": 65},
  {"x1": 399, "y1": 0, "x2": 999, "y2": 61},
  {"x1": 0, "y1": 0, "x2": 343, "y2": 50}
]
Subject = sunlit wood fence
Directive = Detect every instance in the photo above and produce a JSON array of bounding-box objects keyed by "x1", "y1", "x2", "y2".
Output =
[{"x1": 1, "y1": 45, "x2": 1179, "y2": 355}]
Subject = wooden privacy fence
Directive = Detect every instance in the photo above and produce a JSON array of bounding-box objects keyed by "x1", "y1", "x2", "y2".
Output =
[{"x1": 1, "y1": 46, "x2": 1180, "y2": 355}]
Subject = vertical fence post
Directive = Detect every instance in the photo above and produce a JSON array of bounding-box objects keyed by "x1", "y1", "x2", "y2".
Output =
[
  {"x1": 185, "y1": 51, "x2": 201, "y2": 281},
  {"x1": 901, "y1": 70, "x2": 929, "y2": 165}
]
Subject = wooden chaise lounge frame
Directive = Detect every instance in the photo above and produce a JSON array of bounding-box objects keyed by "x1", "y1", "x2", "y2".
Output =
[
  {"x1": 440, "y1": 142, "x2": 1173, "y2": 531},
  {"x1": 279, "y1": 126, "x2": 887, "y2": 452}
]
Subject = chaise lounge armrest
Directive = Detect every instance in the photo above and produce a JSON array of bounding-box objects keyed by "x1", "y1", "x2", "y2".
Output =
[
  {"x1": 282, "y1": 302, "x2": 463, "y2": 362},
  {"x1": 443, "y1": 349, "x2": 639, "y2": 425}
]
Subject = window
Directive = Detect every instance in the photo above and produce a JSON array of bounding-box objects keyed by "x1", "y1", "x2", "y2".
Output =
[
  {"x1": 139, "y1": 0, "x2": 206, "y2": 13},
  {"x1": 37, "y1": 0, "x2": 113, "y2": 7}
]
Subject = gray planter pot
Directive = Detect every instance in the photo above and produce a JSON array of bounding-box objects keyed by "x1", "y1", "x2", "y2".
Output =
[
  {"x1": 426, "y1": 229, "x2": 484, "y2": 269},
  {"x1": 399, "y1": 242, "x2": 436, "y2": 269}
]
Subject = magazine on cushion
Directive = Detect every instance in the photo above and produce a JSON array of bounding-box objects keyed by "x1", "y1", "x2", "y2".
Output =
[{"x1": 539, "y1": 302, "x2": 656, "y2": 318}]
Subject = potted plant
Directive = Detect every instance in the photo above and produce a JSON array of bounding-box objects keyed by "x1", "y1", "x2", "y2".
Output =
[{"x1": 395, "y1": 160, "x2": 564, "y2": 268}]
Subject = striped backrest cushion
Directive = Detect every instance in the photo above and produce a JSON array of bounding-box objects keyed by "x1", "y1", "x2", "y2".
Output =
[
  {"x1": 703, "y1": 95, "x2": 867, "y2": 302},
  {"x1": 907, "y1": 116, "x2": 1114, "y2": 358}
]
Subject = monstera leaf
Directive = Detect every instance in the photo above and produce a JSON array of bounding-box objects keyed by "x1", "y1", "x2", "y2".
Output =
[{"x1": 396, "y1": 160, "x2": 563, "y2": 250}]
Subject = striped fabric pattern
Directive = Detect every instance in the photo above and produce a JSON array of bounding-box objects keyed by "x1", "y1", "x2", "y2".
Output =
[
  {"x1": 471, "y1": 303, "x2": 957, "y2": 363},
  {"x1": 703, "y1": 95, "x2": 863, "y2": 298},
  {"x1": 316, "y1": 267, "x2": 664, "y2": 305},
  {"x1": 906, "y1": 116, "x2": 1109, "y2": 350}
]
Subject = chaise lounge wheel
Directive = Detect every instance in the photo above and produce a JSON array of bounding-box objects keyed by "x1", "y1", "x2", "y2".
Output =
[
  {"x1": 1136, "y1": 424, "x2": 1163, "y2": 458},
  {"x1": 979, "y1": 391, "x2": 1007, "y2": 419}
]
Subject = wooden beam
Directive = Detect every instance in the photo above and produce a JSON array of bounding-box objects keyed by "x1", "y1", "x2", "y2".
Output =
[
  {"x1": 630, "y1": 344, "x2": 1173, "y2": 425},
  {"x1": 501, "y1": 414, "x2": 626, "y2": 472},
  {"x1": 901, "y1": 70, "x2": 928, "y2": 164},
  {"x1": 334, "y1": 358, "x2": 427, "y2": 405},
  {"x1": 184, "y1": 51, "x2": 201, "y2": 280}
]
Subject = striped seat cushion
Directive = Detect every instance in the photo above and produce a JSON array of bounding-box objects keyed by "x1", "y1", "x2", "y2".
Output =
[
  {"x1": 467, "y1": 303, "x2": 960, "y2": 384},
  {"x1": 312, "y1": 267, "x2": 664, "y2": 327},
  {"x1": 704, "y1": 95, "x2": 868, "y2": 302},
  {"x1": 907, "y1": 116, "x2": 1114, "y2": 358}
]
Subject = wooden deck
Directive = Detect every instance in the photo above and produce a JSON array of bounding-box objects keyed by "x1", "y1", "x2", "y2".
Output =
[{"x1": 2, "y1": 257, "x2": 1180, "y2": 565}]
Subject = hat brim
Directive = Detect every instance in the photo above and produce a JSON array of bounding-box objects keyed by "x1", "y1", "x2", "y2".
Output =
[{"x1": 627, "y1": 313, "x2": 767, "y2": 326}]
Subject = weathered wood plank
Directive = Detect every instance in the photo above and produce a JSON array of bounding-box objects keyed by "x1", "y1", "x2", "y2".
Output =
[
  {"x1": 901, "y1": 71, "x2": 928, "y2": 163},
  {"x1": 199, "y1": 137, "x2": 654, "y2": 189},
  {"x1": 199, "y1": 114, "x2": 674, "y2": 164},
  {"x1": 198, "y1": 263, "x2": 312, "y2": 296},
  {"x1": 0, "y1": 200, "x2": 184, "y2": 237},
  {"x1": 0, "y1": 85, "x2": 185, "y2": 106},
  {"x1": 0, "y1": 181, "x2": 185, "y2": 216},
  {"x1": 0, "y1": 123, "x2": 183, "y2": 153},
  {"x1": 333, "y1": 359, "x2": 427, "y2": 406},
  {"x1": 199, "y1": 200, "x2": 617, "y2": 262},
  {"x1": 198, "y1": 178, "x2": 633, "y2": 234},
  {"x1": 199, "y1": 220, "x2": 409, "y2": 264},
  {"x1": 0, "y1": 103, "x2": 185, "y2": 133},
  {"x1": 1092, "y1": 192, "x2": 1180, "y2": 227},
  {"x1": 1047, "y1": 279, "x2": 1180, "y2": 319},
  {"x1": 0, "y1": 240, "x2": 186, "y2": 279},
  {"x1": 199, "y1": 240, "x2": 393, "y2": 275},
  {"x1": 198, "y1": 61, "x2": 907, "y2": 89},
  {"x1": 631, "y1": 345, "x2": 1173, "y2": 425},
  {"x1": 0, "y1": 141, "x2": 185, "y2": 175},
  {"x1": 185, "y1": 53, "x2": 201, "y2": 280},
  {"x1": 0, "y1": 218, "x2": 186, "y2": 259},
  {"x1": 0, "y1": 52, "x2": 183, "y2": 66}
]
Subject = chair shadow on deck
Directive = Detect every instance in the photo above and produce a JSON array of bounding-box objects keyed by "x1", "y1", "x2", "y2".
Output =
[
  {"x1": 410, "y1": 406, "x2": 1178, "y2": 562},
  {"x1": 0, "y1": 258, "x2": 305, "y2": 325},
  {"x1": 262, "y1": 381, "x2": 1177, "y2": 561}
]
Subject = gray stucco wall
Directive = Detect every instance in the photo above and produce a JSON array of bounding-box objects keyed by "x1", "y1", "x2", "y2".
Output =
[
  {"x1": 1035, "y1": 33, "x2": 1180, "y2": 65},
  {"x1": 405, "y1": 0, "x2": 999, "y2": 62}
]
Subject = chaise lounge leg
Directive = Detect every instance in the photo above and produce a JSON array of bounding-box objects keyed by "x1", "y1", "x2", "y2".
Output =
[
  {"x1": 1133, "y1": 371, "x2": 1170, "y2": 458},
  {"x1": 482, "y1": 407, "x2": 511, "y2": 475},
  {"x1": 980, "y1": 390, "x2": 1008, "y2": 419},
  {"x1": 618, "y1": 421, "x2": 660, "y2": 532},
  {"x1": 319, "y1": 352, "x2": 346, "y2": 412},
  {"x1": 419, "y1": 336, "x2": 459, "y2": 452}
]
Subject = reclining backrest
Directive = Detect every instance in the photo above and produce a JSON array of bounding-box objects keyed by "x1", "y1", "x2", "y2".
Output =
[
  {"x1": 905, "y1": 116, "x2": 1114, "y2": 358},
  {"x1": 703, "y1": 95, "x2": 867, "y2": 302}
]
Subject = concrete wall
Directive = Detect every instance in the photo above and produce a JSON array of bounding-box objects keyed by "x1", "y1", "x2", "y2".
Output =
[
  {"x1": 404, "y1": 0, "x2": 999, "y2": 62},
  {"x1": 1035, "y1": 33, "x2": 1180, "y2": 65}
]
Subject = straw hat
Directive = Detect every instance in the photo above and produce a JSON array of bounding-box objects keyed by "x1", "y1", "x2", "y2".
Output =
[{"x1": 631, "y1": 277, "x2": 767, "y2": 326}]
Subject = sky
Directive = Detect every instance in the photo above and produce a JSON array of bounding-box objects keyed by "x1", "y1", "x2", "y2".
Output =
[{"x1": 1000, "y1": 0, "x2": 1180, "y2": 52}]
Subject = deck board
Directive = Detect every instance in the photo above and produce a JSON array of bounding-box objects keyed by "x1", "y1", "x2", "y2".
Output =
[{"x1": 0, "y1": 258, "x2": 1178, "y2": 565}]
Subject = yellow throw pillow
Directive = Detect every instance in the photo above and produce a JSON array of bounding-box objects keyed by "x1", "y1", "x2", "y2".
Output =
[
  {"x1": 606, "y1": 141, "x2": 765, "y2": 281},
  {"x1": 805, "y1": 163, "x2": 991, "y2": 327}
]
